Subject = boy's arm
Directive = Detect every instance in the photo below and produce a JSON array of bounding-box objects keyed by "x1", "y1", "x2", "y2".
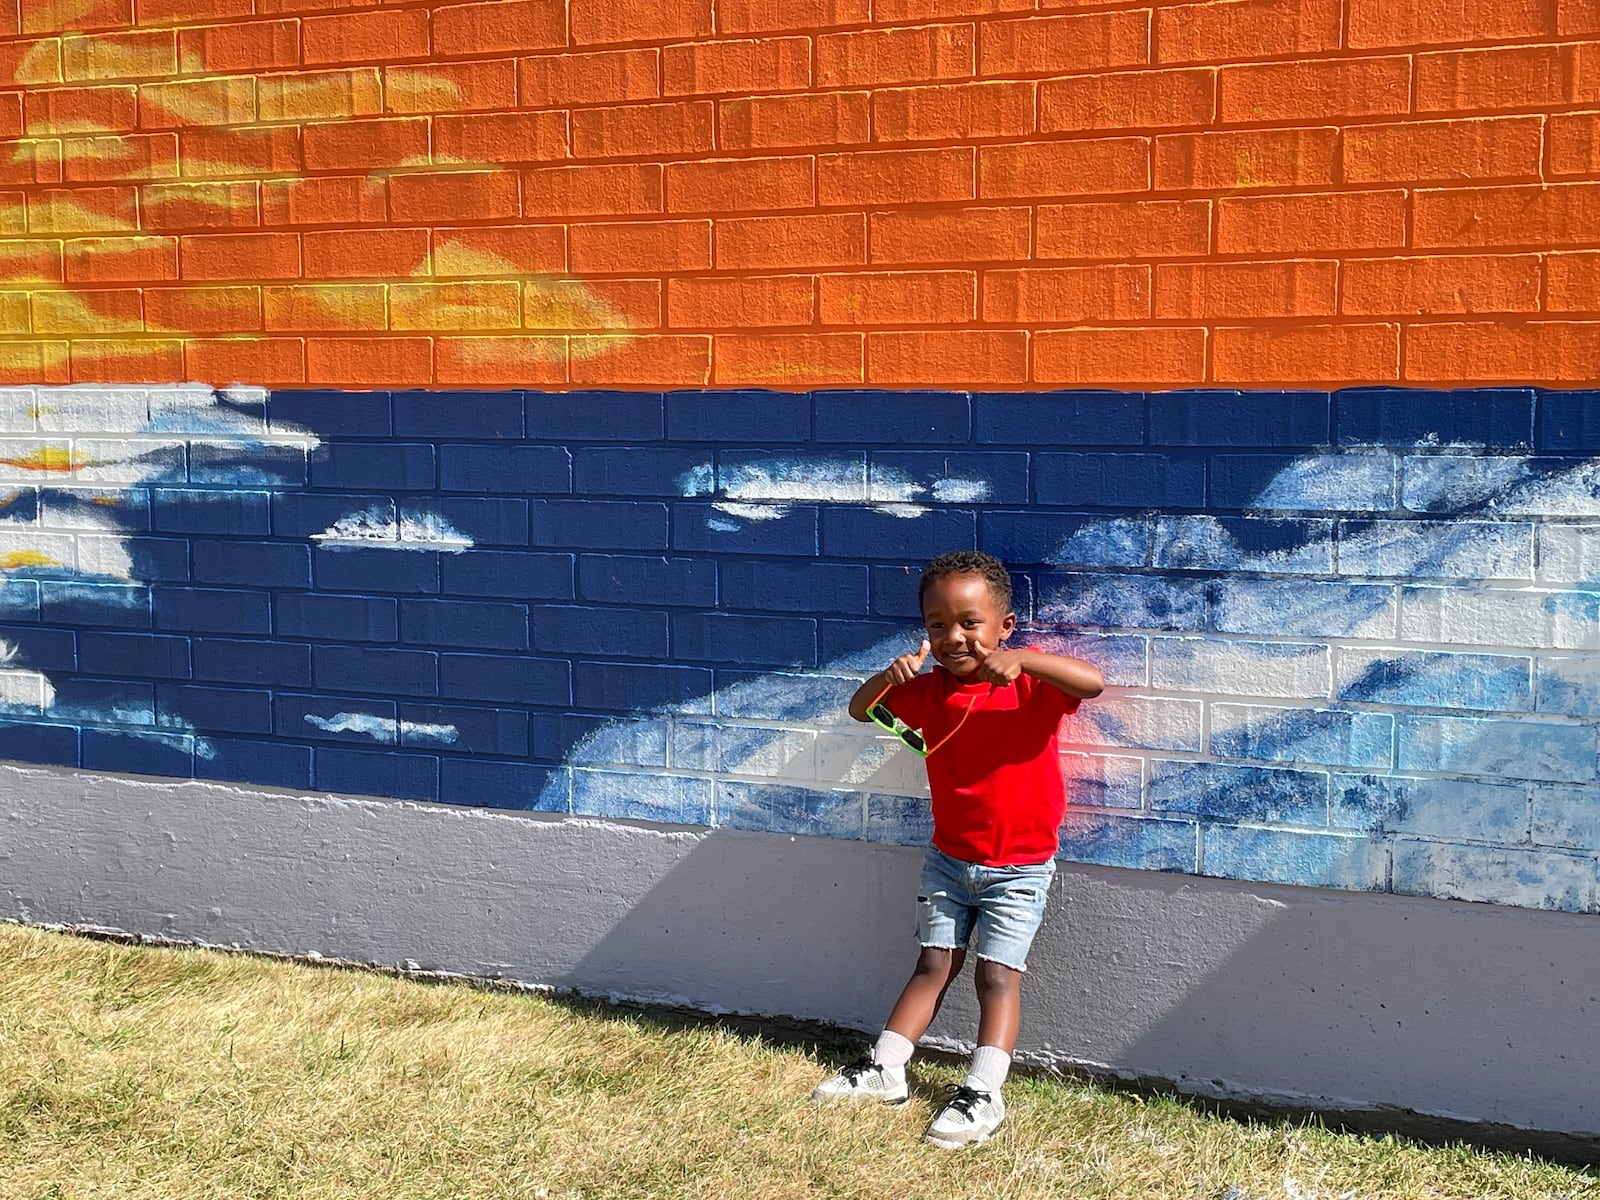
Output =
[
  {"x1": 975, "y1": 647, "x2": 1104, "y2": 699},
  {"x1": 848, "y1": 639, "x2": 930, "y2": 722}
]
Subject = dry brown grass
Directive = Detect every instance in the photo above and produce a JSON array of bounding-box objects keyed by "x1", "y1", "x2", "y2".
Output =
[{"x1": 1, "y1": 921, "x2": 1593, "y2": 1200}]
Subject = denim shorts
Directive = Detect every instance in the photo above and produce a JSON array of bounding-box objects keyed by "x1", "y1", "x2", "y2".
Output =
[{"x1": 915, "y1": 846, "x2": 1057, "y2": 972}]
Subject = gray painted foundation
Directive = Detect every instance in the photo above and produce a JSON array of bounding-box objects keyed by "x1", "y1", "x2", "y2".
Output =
[{"x1": 4, "y1": 762, "x2": 1596, "y2": 1155}]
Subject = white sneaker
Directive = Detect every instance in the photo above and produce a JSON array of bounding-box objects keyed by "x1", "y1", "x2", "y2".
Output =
[
  {"x1": 810, "y1": 1056, "x2": 909, "y2": 1105},
  {"x1": 923, "y1": 1084, "x2": 1005, "y2": 1149}
]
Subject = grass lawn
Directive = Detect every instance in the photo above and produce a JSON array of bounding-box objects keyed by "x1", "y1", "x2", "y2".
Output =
[{"x1": 1, "y1": 921, "x2": 1593, "y2": 1200}]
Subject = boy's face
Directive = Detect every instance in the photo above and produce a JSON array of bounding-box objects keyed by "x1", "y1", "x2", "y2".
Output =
[{"x1": 920, "y1": 572, "x2": 1015, "y2": 677}]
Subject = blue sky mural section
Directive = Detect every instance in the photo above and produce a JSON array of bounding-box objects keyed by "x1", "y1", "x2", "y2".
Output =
[{"x1": 1, "y1": 384, "x2": 1597, "y2": 914}]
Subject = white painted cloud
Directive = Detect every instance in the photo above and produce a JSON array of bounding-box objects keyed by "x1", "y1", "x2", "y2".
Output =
[
  {"x1": 305, "y1": 711, "x2": 459, "y2": 746},
  {"x1": 678, "y1": 457, "x2": 990, "y2": 524},
  {"x1": 313, "y1": 509, "x2": 473, "y2": 551}
]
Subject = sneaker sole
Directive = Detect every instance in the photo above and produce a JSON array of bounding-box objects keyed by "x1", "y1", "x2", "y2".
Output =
[
  {"x1": 811, "y1": 1091, "x2": 909, "y2": 1106},
  {"x1": 922, "y1": 1123, "x2": 1000, "y2": 1150}
]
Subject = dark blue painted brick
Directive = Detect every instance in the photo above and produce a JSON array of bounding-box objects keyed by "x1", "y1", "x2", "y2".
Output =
[
  {"x1": 1152, "y1": 515, "x2": 1334, "y2": 573},
  {"x1": 1149, "y1": 759, "x2": 1329, "y2": 824},
  {"x1": 531, "y1": 711, "x2": 617, "y2": 763},
  {"x1": 1038, "y1": 570, "x2": 1207, "y2": 631},
  {"x1": 400, "y1": 598, "x2": 529, "y2": 650},
  {"x1": 393, "y1": 389, "x2": 523, "y2": 438},
  {"x1": 78, "y1": 632, "x2": 191, "y2": 680},
  {"x1": 439, "y1": 444, "x2": 572, "y2": 493},
  {"x1": 525, "y1": 390, "x2": 663, "y2": 441},
  {"x1": 124, "y1": 537, "x2": 191, "y2": 583},
  {"x1": 274, "y1": 593, "x2": 397, "y2": 642},
  {"x1": 1057, "y1": 811, "x2": 1198, "y2": 872},
  {"x1": 440, "y1": 550, "x2": 574, "y2": 600},
  {"x1": 0, "y1": 624, "x2": 73, "y2": 670},
  {"x1": 716, "y1": 780, "x2": 863, "y2": 839},
  {"x1": 866, "y1": 792, "x2": 934, "y2": 847},
  {"x1": 574, "y1": 446, "x2": 708, "y2": 498},
  {"x1": 41, "y1": 582, "x2": 151, "y2": 628},
  {"x1": 193, "y1": 638, "x2": 311, "y2": 687},
  {"x1": 1538, "y1": 390, "x2": 1600, "y2": 451},
  {"x1": 315, "y1": 645, "x2": 438, "y2": 696},
  {"x1": 316, "y1": 746, "x2": 438, "y2": 801},
  {"x1": 196, "y1": 737, "x2": 312, "y2": 789},
  {"x1": 573, "y1": 661, "x2": 712, "y2": 712},
  {"x1": 821, "y1": 508, "x2": 976, "y2": 561},
  {"x1": 0, "y1": 487, "x2": 37, "y2": 522},
  {"x1": 192, "y1": 540, "x2": 311, "y2": 589},
  {"x1": 268, "y1": 389, "x2": 392, "y2": 437},
  {"x1": 721, "y1": 560, "x2": 868, "y2": 615},
  {"x1": 572, "y1": 767, "x2": 711, "y2": 824},
  {"x1": 673, "y1": 612, "x2": 817, "y2": 667},
  {"x1": 872, "y1": 563, "x2": 1007, "y2": 620},
  {"x1": 42, "y1": 487, "x2": 150, "y2": 531},
  {"x1": 156, "y1": 683, "x2": 272, "y2": 735},
  {"x1": 1150, "y1": 389, "x2": 1330, "y2": 447},
  {"x1": 399, "y1": 702, "x2": 529, "y2": 756},
  {"x1": 277, "y1": 692, "x2": 397, "y2": 743},
  {"x1": 819, "y1": 618, "x2": 920, "y2": 668},
  {"x1": 577, "y1": 554, "x2": 715, "y2": 607},
  {"x1": 47, "y1": 679, "x2": 154, "y2": 725},
  {"x1": 665, "y1": 389, "x2": 810, "y2": 442},
  {"x1": 154, "y1": 586, "x2": 271, "y2": 635},
  {"x1": 529, "y1": 604, "x2": 667, "y2": 657},
  {"x1": 0, "y1": 720, "x2": 78, "y2": 767},
  {"x1": 530, "y1": 498, "x2": 669, "y2": 551},
  {"x1": 310, "y1": 442, "x2": 435, "y2": 490},
  {"x1": 672, "y1": 503, "x2": 819, "y2": 556},
  {"x1": 82, "y1": 728, "x2": 193, "y2": 777},
  {"x1": 869, "y1": 450, "x2": 1031, "y2": 505},
  {"x1": 814, "y1": 390, "x2": 971, "y2": 444},
  {"x1": 439, "y1": 652, "x2": 572, "y2": 705},
  {"x1": 975, "y1": 391, "x2": 1145, "y2": 446},
  {"x1": 400, "y1": 497, "x2": 528, "y2": 547},
  {"x1": 1036, "y1": 453, "x2": 1206, "y2": 508},
  {"x1": 0, "y1": 580, "x2": 39, "y2": 622},
  {"x1": 1209, "y1": 451, "x2": 1399, "y2": 511},
  {"x1": 272, "y1": 492, "x2": 392, "y2": 539},
  {"x1": 189, "y1": 441, "x2": 307, "y2": 487},
  {"x1": 440, "y1": 759, "x2": 566, "y2": 811},
  {"x1": 315, "y1": 546, "x2": 439, "y2": 594},
  {"x1": 150, "y1": 488, "x2": 270, "y2": 536},
  {"x1": 1338, "y1": 387, "x2": 1535, "y2": 448}
]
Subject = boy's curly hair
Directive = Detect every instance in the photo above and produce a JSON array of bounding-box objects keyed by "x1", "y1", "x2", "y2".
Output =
[{"x1": 918, "y1": 550, "x2": 1013, "y2": 613}]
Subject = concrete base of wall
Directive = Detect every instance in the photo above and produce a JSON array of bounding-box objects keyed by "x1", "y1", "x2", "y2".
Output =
[{"x1": 5, "y1": 762, "x2": 1597, "y2": 1157}]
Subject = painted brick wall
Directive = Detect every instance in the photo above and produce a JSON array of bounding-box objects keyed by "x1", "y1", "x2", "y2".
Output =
[
  {"x1": 1, "y1": 382, "x2": 1597, "y2": 914},
  {"x1": 5, "y1": 0, "x2": 1600, "y2": 389}
]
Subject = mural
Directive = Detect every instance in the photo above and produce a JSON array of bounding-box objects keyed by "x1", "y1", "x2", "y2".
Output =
[{"x1": 0, "y1": 383, "x2": 1594, "y2": 914}]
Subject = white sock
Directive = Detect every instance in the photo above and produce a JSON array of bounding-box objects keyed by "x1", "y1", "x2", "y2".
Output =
[
  {"x1": 873, "y1": 1029, "x2": 915, "y2": 1071},
  {"x1": 964, "y1": 1044, "x2": 1011, "y2": 1094}
]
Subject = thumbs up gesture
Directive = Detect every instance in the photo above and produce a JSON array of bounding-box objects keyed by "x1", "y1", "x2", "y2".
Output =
[{"x1": 884, "y1": 638, "x2": 930, "y2": 686}]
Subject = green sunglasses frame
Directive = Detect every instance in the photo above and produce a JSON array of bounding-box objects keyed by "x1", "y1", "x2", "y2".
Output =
[{"x1": 865, "y1": 681, "x2": 980, "y2": 758}]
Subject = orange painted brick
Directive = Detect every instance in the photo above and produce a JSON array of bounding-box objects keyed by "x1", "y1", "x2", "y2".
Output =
[
  {"x1": 0, "y1": 38, "x2": 62, "y2": 86},
  {"x1": 720, "y1": 91, "x2": 869, "y2": 151},
  {"x1": 868, "y1": 206, "x2": 1029, "y2": 264},
  {"x1": 523, "y1": 162, "x2": 662, "y2": 218},
  {"x1": 517, "y1": 48, "x2": 658, "y2": 108},
  {"x1": 386, "y1": 59, "x2": 517, "y2": 114},
  {"x1": 1348, "y1": 117, "x2": 1543, "y2": 186},
  {"x1": 303, "y1": 9, "x2": 428, "y2": 65},
  {"x1": 0, "y1": 340, "x2": 71, "y2": 384},
  {"x1": 980, "y1": 11, "x2": 1149, "y2": 78},
  {"x1": 434, "y1": 0, "x2": 564, "y2": 57},
  {"x1": 71, "y1": 339, "x2": 183, "y2": 383},
  {"x1": 666, "y1": 155, "x2": 814, "y2": 214},
  {"x1": 302, "y1": 227, "x2": 429, "y2": 278},
  {"x1": 264, "y1": 283, "x2": 386, "y2": 330},
  {"x1": 21, "y1": 0, "x2": 128, "y2": 35},
  {"x1": 715, "y1": 0, "x2": 870, "y2": 35},
  {"x1": 261, "y1": 175, "x2": 385, "y2": 226},
  {"x1": 1405, "y1": 321, "x2": 1600, "y2": 383},
  {"x1": 178, "y1": 20, "x2": 300, "y2": 73},
  {"x1": 715, "y1": 211, "x2": 865, "y2": 269},
  {"x1": 1158, "y1": 0, "x2": 1339, "y2": 65},
  {"x1": 390, "y1": 281, "x2": 522, "y2": 330},
  {"x1": 437, "y1": 335, "x2": 566, "y2": 385},
  {"x1": 1415, "y1": 183, "x2": 1600, "y2": 248},
  {"x1": 141, "y1": 181, "x2": 259, "y2": 231},
  {"x1": 0, "y1": 237, "x2": 64, "y2": 282},
  {"x1": 258, "y1": 68, "x2": 383, "y2": 121},
  {"x1": 144, "y1": 284, "x2": 259, "y2": 332},
  {"x1": 1217, "y1": 190, "x2": 1406, "y2": 254},
  {"x1": 572, "y1": 100, "x2": 714, "y2": 159},
  {"x1": 868, "y1": 329, "x2": 1025, "y2": 385},
  {"x1": 571, "y1": 0, "x2": 711, "y2": 45},
  {"x1": 389, "y1": 170, "x2": 520, "y2": 223},
  {"x1": 0, "y1": 137, "x2": 60, "y2": 183},
  {"x1": 713, "y1": 332, "x2": 862, "y2": 385},
  {"x1": 1037, "y1": 198, "x2": 1211, "y2": 260},
  {"x1": 817, "y1": 24, "x2": 973, "y2": 89},
  {"x1": 876, "y1": 0, "x2": 1033, "y2": 16},
  {"x1": 1348, "y1": 0, "x2": 1554, "y2": 50},
  {"x1": 524, "y1": 277, "x2": 660, "y2": 329},
  {"x1": 1342, "y1": 254, "x2": 1539, "y2": 314},
  {"x1": 138, "y1": 77, "x2": 254, "y2": 130},
  {"x1": 570, "y1": 219, "x2": 710, "y2": 273},
  {"x1": 1041, "y1": 67, "x2": 1213, "y2": 134},
  {"x1": 64, "y1": 131, "x2": 177, "y2": 180},
  {"x1": 819, "y1": 146, "x2": 974, "y2": 206},
  {"x1": 1415, "y1": 45, "x2": 1581, "y2": 114},
  {"x1": 1219, "y1": 57, "x2": 1409, "y2": 123},
  {"x1": 180, "y1": 126, "x2": 301, "y2": 177},
  {"x1": 135, "y1": 0, "x2": 251, "y2": 26},
  {"x1": 984, "y1": 264, "x2": 1150, "y2": 322},
  {"x1": 570, "y1": 333, "x2": 710, "y2": 384},
  {"x1": 33, "y1": 286, "x2": 140, "y2": 333},
  {"x1": 0, "y1": 98, "x2": 19, "y2": 142},
  {"x1": 1034, "y1": 326, "x2": 1206, "y2": 384},
  {"x1": 1213, "y1": 323, "x2": 1399, "y2": 384},
  {"x1": 303, "y1": 116, "x2": 428, "y2": 171},
  {"x1": 63, "y1": 233, "x2": 176, "y2": 282},
  {"x1": 432, "y1": 224, "x2": 565, "y2": 275},
  {"x1": 978, "y1": 138, "x2": 1147, "y2": 201},
  {"x1": 873, "y1": 79, "x2": 1034, "y2": 142},
  {"x1": 179, "y1": 231, "x2": 300, "y2": 280},
  {"x1": 28, "y1": 185, "x2": 138, "y2": 233},
  {"x1": 820, "y1": 270, "x2": 974, "y2": 325},
  {"x1": 434, "y1": 112, "x2": 569, "y2": 165},
  {"x1": 61, "y1": 30, "x2": 175, "y2": 80},
  {"x1": 1550, "y1": 112, "x2": 1600, "y2": 177},
  {"x1": 1547, "y1": 251, "x2": 1600, "y2": 310},
  {"x1": 663, "y1": 36, "x2": 809, "y2": 96},
  {"x1": 667, "y1": 273, "x2": 813, "y2": 328},
  {"x1": 1155, "y1": 128, "x2": 1335, "y2": 191},
  {"x1": 307, "y1": 335, "x2": 432, "y2": 386},
  {"x1": 24, "y1": 84, "x2": 135, "y2": 134},
  {"x1": 186, "y1": 336, "x2": 305, "y2": 386},
  {"x1": 1154, "y1": 260, "x2": 1334, "y2": 319},
  {"x1": 1564, "y1": 0, "x2": 1600, "y2": 33}
]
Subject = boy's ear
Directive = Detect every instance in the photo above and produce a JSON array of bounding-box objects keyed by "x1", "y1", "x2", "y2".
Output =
[{"x1": 999, "y1": 610, "x2": 1017, "y2": 641}]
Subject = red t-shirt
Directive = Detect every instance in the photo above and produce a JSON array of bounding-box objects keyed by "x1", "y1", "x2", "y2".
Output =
[{"x1": 883, "y1": 659, "x2": 1079, "y2": 867}]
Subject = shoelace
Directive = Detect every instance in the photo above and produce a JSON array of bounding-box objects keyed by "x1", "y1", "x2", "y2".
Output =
[
  {"x1": 942, "y1": 1084, "x2": 990, "y2": 1118},
  {"x1": 839, "y1": 1056, "x2": 878, "y2": 1084}
]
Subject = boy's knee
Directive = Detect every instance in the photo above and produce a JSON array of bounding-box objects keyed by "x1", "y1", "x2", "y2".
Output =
[{"x1": 973, "y1": 959, "x2": 1020, "y2": 996}]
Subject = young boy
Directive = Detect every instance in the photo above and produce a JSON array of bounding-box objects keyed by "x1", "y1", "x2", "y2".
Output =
[{"x1": 812, "y1": 550, "x2": 1103, "y2": 1149}]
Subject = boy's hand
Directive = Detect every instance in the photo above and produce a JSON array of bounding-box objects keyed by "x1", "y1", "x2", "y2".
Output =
[
  {"x1": 973, "y1": 647, "x2": 1027, "y2": 686},
  {"x1": 884, "y1": 638, "x2": 931, "y2": 686}
]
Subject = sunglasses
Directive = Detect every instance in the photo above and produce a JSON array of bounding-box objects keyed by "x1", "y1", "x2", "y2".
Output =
[{"x1": 865, "y1": 682, "x2": 979, "y2": 758}]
